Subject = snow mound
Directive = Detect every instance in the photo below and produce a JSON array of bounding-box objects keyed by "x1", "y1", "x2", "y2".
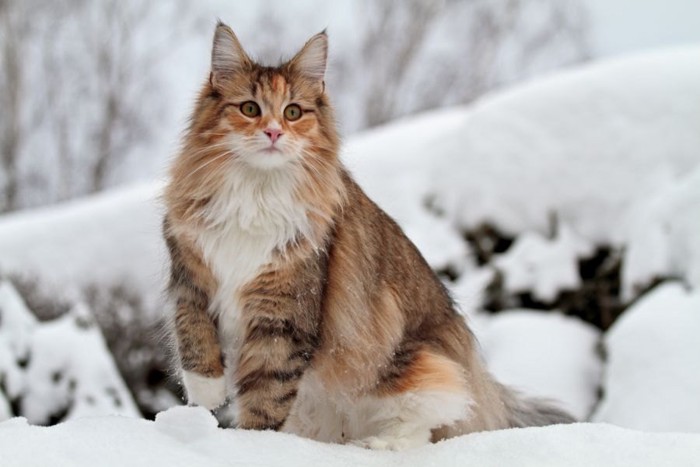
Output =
[
  {"x1": 1, "y1": 407, "x2": 700, "y2": 467},
  {"x1": 432, "y1": 46, "x2": 700, "y2": 245},
  {"x1": 0, "y1": 183, "x2": 165, "y2": 304},
  {"x1": 593, "y1": 282, "x2": 700, "y2": 432},
  {"x1": 622, "y1": 165, "x2": 700, "y2": 297},
  {"x1": 478, "y1": 310, "x2": 601, "y2": 420}
]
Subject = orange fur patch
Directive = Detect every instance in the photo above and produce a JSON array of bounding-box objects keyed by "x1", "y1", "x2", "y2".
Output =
[{"x1": 386, "y1": 350, "x2": 467, "y2": 395}]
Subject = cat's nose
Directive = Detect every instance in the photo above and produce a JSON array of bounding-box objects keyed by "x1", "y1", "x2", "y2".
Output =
[{"x1": 263, "y1": 128, "x2": 283, "y2": 143}]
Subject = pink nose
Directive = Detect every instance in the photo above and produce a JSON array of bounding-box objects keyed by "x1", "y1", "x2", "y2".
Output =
[{"x1": 264, "y1": 128, "x2": 283, "y2": 143}]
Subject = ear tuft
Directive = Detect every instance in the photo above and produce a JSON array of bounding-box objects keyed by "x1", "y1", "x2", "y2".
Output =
[
  {"x1": 290, "y1": 31, "x2": 328, "y2": 82},
  {"x1": 211, "y1": 21, "x2": 250, "y2": 82}
]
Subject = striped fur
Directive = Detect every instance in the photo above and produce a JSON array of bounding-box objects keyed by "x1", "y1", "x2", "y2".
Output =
[{"x1": 163, "y1": 22, "x2": 574, "y2": 450}]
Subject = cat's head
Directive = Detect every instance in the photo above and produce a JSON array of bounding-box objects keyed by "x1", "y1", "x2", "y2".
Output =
[
  {"x1": 167, "y1": 22, "x2": 346, "y2": 231},
  {"x1": 186, "y1": 21, "x2": 338, "y2": 172}
]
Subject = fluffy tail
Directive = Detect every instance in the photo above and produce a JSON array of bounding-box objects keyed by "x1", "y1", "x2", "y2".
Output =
[{"x1": 501, "y1": 386, "x2": 577, "y2": 427}]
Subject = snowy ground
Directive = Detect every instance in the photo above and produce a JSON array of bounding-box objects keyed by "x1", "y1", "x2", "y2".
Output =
[
  {"x1": 1, "y1": 406, "x2": 700, "y2": 467},
  {"x1": 1, "y1": 46, "x2": 699, "y2": 463}
]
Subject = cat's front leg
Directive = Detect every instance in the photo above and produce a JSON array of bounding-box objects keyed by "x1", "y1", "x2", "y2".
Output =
[
  {"x1": 176, "y1": 301, "x2": 226, "y2": 410},
  {"x1": 166, "y1": 229, "x2": 226, "y2": 410}
]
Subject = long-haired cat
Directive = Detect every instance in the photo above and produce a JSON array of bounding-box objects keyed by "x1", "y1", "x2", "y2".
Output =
[{"x1": 163, "y1": 21, "x2": 574, "y2": 450}]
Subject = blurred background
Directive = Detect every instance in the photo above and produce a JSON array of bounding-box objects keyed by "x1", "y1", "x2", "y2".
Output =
[
  {"x1": 1, "y1": 0, "x2": 699, "y2": 432},
  {"x1": 2, "y1": 0, "x2": 699, "y2": 211}
]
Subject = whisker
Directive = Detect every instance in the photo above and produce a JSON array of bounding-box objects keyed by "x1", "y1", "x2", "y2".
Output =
[
  {"x1": 182, "y1": 142, "x2": 235, "y2": 160},
  {"x1": 184, "y1": 151, "x2": 233, "y2": 182}
]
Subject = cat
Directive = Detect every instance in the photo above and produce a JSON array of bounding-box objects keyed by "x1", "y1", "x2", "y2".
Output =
[{"x1": 162, "y1": 21, "x2": 575, "y2": 450}]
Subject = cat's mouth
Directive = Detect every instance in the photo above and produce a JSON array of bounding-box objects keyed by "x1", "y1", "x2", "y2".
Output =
[{"x1": 243, "y1": 145, "x2": 290, "y2": 170}]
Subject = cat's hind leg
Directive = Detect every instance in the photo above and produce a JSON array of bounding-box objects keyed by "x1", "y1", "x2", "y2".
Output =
[
  {"x1": 348, "y1": 349, "x2": 473, "y2": 450},
  {"x1": 349, "y1": 391, "x2": 471, "y2": 450}
]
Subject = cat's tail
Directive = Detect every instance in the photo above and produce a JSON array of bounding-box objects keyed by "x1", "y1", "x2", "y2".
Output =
[{"x1": 500, "y1": 385, "x2": 577, "y2": 427}]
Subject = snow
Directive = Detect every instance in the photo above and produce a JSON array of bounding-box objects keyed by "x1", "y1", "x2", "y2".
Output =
[
  {"x1": 593, "y1": 282, "x2": 700, "y2": 432},
  {"x1": 478, "y1": 310, "x2": 601, "y2": 421},
  {"x1": 0, "y1": 406, "x2": 699, "y2": 467}
]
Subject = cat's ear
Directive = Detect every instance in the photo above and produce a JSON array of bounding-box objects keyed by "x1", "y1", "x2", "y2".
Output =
[
  {"x1": 289, "y1": 30, "x2": 328, "y2": 83},
  {"x1": 210, "y1": 21, "x2": 250, "y2": 86}
]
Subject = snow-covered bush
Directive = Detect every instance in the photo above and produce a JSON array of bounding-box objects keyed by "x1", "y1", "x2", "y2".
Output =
[
  {"x1": 492, "y1": 222, "x2": 594, "y2": 303},
  {"x1": 0, "y1": 280, "x2": 139, "y2": 424},
  {"x1": 430, "y1": 46, "x2": 700, "y2": 243},
  {"x1": 348, "y1": 45, "x2": 700, "y2": 324},
  {"x1": 0, "y1": 281, "x2": 35, "y2": 420}
]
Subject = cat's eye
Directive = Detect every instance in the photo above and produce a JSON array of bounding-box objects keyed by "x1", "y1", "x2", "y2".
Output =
[
  {"x1": 284, "y1": 104, "x2": 302, "y2": 121},
  {"x1": 240, "y1": 101, "x2": 261, "y2": 118}
]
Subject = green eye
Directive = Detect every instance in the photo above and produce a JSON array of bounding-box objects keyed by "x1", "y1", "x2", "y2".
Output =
[
  {"x1": 284, "y1": 104, "x2": 302, "y2": 121},
  {"x1": 240, "y1": 101, "x2": 261, "y2": 117}
]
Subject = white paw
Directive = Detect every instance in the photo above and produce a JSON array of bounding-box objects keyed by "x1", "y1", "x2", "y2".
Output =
[
  {"x1": 182, "y1": 371, "x2": 227, "y2": 410},
  {"x1": 350, "y1": 436, "x2": 417, "y2": 451}
]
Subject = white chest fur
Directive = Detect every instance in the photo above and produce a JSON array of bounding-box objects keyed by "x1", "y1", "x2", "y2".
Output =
[{"x1": 193, "y1": 166, "x2": 310, "y2": 373}]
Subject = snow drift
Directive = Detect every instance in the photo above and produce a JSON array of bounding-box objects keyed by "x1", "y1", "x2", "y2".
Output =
[
  {"x1": 1, "y1": 406, "x2": 700, "y2": 467},
  {"x1": 593, "y1": 282, "x2": 700, "y2": 432}
]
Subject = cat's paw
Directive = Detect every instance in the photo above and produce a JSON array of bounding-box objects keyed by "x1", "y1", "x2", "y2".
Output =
[
  {"x1": 350, "y1": 436, "x2": 417, "y2": 451},
  {"x1": 182, "y1": 371, "x2": 227, "y2": 410}
]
